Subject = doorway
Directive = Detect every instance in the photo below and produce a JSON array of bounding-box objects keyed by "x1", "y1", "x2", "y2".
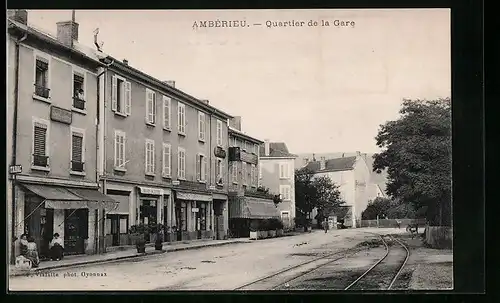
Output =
[
  {"x1": 64, "y1": 209, "x2": 88, "y2": 255},
  {"x1": 110, "y1": 215, "x2": 119, "y2": 246}
]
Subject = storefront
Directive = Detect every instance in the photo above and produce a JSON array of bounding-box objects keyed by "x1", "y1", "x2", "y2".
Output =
[
  {"x1": 228, "y1": 195, "x2": 279, "y2": 238},
  {"x1": 173, "y1": 191, "x2": 213, "y2": 241},
  {"x1": 105, "y1": 188, "x2": 131, "y2": 247},
  {"x1": 212, "y1": 193, "x2": 228, "y2": 240},
  {"x1": 19, "y1": 183, "x2": 118, "y2": 258},
  {"x1": 136, "y1": 186, "x2": 166, "y2": 243}
]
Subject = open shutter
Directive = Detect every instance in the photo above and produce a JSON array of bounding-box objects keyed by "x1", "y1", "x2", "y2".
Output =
[
  {"x1": 203, "y1": 156, "x2": 208, "y2": 182},
  {"x1": 219, "y1": 161, "x2": 224, "y2": 184},
  {"x1": 122, "y1": 134, "x2": 126, "y2": 166},
  {"x1": 151, "y1": 142, "x2": 155, "y2": 173},
  {"x1": 111, "y1": 76, "x2": 117, "y2": 111},
  {"x1": 162, "y1": 144, "x2": 167, "y2": 175},
  {"x1": 125, "y1": 81, "x2": 131, "y2": 115},
  {"x1": 177, "y1": 151, "x2": 181, "y2": 177},
  {"x1": 144, "y1": 141, "x2": 149, "y2": 173},
  {"x1": 163, "y1": 96, "x2": 170, "y2": 129},
  {"x1": 196, "y1": 154, "x2": 201, "y2": 181},
  {"x1": 145, "y1": 91, "x2": 150, "y2": 122}
]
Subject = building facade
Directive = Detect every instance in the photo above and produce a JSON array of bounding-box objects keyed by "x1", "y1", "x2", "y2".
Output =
[
  {"x1": 259, "y1": 141, "x2": 298, "y2": 229},
  {"x1": 227, "y1": 117, "x2": 280, "y2": 237},
  {"x1": 7, "y1": 11, "x2": 117, "y2": 261},
  {"x1": 96, "y1": 53, "x2": 233, "y2": 247},
  {"x1": 304, "y1": 152, "x2": 378, "y2": 228}
]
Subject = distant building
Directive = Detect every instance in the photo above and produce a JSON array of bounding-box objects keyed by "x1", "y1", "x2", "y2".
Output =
[
  {"x1": 303, "y1": 152, "x2": 383, "y2": 228},
  {"x1": 259, "y1": 141, "x2": 298, "y2": 229},
  {"x1": 227, "y1": 117, "x2": 279, "y2": 237}
]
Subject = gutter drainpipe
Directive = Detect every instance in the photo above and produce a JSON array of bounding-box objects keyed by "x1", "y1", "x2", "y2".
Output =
[{"x1": 11, "y1": 31, "x2": 27, "y2": 265}]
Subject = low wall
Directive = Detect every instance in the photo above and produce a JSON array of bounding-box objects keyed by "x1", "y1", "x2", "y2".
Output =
[
  {"x1": 359, "y1": 218, "x2": 426, "y2": 228},
  {"x1": 425, "y1": 226, "x2": 453, "y2": 249}
]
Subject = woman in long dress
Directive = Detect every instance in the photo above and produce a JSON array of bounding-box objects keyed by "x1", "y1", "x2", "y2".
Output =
[{"x1": 25, "y1": 236, "x2": 40, "y2": 268}]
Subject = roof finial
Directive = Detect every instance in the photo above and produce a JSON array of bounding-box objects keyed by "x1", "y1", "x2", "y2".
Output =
[
  {"x1": 312, "y1": 153, "x2": 316, "y2": 161},
  {"x1": 71, "y1": 10, "x2": 76, "y2": 22}
]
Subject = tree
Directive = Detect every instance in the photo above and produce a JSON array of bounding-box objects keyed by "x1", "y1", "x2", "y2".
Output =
[
  {"x1": 294, "y1": 168, "x2": 345, "y2": 221},
  {"x1": 361, "y1": 197, "x2": 392, "y2": 220},
  {"x1": 373, "y1": 98, "x2": 452, "y2": 226}
]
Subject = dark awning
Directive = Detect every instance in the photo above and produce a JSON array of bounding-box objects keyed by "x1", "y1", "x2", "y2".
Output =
[
  {"x1": 21, "y1": 183, "x2": 118, "y2": 210},
  {"x1": 229, "y1": 197, "x2": 279, "y2": 219}
]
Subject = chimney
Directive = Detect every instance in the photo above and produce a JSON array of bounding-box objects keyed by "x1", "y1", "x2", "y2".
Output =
[
  {"x1": 8, "y1": 9, "x2": 28, "y2": 25},
  {"x1": 122, "y1": 59, "x2": 128, "y2": 65},
  {"x1": 164, "y1": 80, "x2": 176, "y2": 88},
  {"x1": 229, "y1": 116, "x2": 242, "y2": 131},
  {"x1": 201, "y1": 99, "x2": 209, "y2": 105},
  {"x1": 56, "y1": 17, "x2": 79, "y2": 47},
  {"x1": 320, "y1": 157, "x2": 326, "y2": 170},
  {"x1": 264, "y1": 139, "x2": 270, "y2": 156}
]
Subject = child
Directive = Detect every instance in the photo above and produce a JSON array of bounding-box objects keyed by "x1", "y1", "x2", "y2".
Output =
[{"x1": 49, "y1": 233, "x2": 64, "y2": 261}]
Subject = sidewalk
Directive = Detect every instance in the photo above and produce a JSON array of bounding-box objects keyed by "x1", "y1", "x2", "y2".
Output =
[{"x1": 9, "y1": 238, "x2": 251, "y2": 277}]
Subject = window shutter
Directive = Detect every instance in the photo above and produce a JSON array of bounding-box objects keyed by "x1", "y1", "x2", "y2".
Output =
[
  {"x1": 145, "y1": 90, "x2": 150, "y2": 122},
  {"x1": 125, "y1": 81, "x2": 132, "y2": 115},
  {"x1": 33, "y1": 126, "x2": 47, "y2": 156},
  {"x1": 111, "y1": 76, "x2": 117, "y2": 111},
  {"x1": 163, "y1": 96, "x2": 170, "y2": 129},
  {"x1": 122, "y1": 134, "x2": 126, "y2": 166},
  {"x1": 152, "y1": 93, "x2": 156, "y2": 124},
  {"x1": 219, "y1": 161, "x2": 224, "y2": 183},
  {"x1": 151, "y1": 142, "x2": 155, "y2": 172},
  {"x1": 177, "y1": 151, "x2": 181, "y2": 177},
  {"x1": 114, "y1": 133, "x2": 119, "y2": 167},
  {"x1": 145, "y1": 141, "x2": 149, "y2": 173},
  {"x1": 196, "y1": 154, "x2": 201, "y2": 180},
  {"x1": 204, "y1": 157, "x2": 208, "y2": 182},
  {"x1": 72, "y1": 134, "x2": 83, "y2": 162}
]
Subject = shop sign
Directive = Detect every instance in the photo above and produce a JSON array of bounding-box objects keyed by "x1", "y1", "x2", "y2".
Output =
[
  {"x1": 214, "y1": 146, "x2": 227, "y2": 159},
  {"x1": 192, "y1": 208, "x2": 199, "y2": 212},
  {"x1": 139, "y1": 186, "x2": 163, "y2": 196},
  {"x1": 9, "y1": 165, "x2": 22, "y2": 174},
  {"x1": 240, "y1": 151, "x2": 258, "y2": 165},
  {"x1": 50, "y1": 106, "x2": 72, "y2": 125}
]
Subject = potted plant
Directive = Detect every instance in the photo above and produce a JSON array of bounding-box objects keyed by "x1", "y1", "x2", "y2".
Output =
[
  {"x1": 249, "y1": 220, "x2": 259, "y2": 240},
  {"x1": 129, "y1": 224, "x2": 149, "y2": 254},
  {"x1": 150, "y1": 223, "x2": 165, "y2": 251}
]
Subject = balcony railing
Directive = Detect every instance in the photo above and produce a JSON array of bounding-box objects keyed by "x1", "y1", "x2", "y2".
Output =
[
  {"x1": 34, "y1": 84, "x2": 50, "y2": 99},
  {"x1": 72, "y1": 97, "x2": 86, "y2": 110},
  {"x1": 71, "y1": 161, "x2": 85, "y2": 172},
  {"x1": 33, "y1": 154, "x2": 49, "y2": 167}
]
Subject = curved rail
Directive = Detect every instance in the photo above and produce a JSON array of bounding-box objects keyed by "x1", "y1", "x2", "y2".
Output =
[
  {"x1": 233, "y1": 248, "x2": 354, "y2": 290},
  {"x1": 343, "y1": 235, "x2": 389, "y2": 290},
  {"x1": 387, "y1": 235, "x2": 410, "y2": 290}
]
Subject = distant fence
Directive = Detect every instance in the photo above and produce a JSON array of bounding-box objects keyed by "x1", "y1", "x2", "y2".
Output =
[{"x1": 358, "y1": 218, "x2": 426, "y2": 228}]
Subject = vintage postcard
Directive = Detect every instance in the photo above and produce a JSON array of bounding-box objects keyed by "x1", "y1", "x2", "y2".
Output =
[{"x1": 7, "y1": 9, "x2": 452, "y2": 291}]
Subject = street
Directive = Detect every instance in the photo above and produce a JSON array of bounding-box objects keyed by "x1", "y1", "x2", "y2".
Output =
[{"x1": 9, "y1": 228, "x2": 423, "y2": 291}]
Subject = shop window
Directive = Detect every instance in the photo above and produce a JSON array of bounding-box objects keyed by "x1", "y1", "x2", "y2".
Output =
[
  {"x1": 200, "y1": 203, "x2": 207, "y2": 230},
  {"x1": 180, "y1": 202, "x2": 187, "y2": 231}
]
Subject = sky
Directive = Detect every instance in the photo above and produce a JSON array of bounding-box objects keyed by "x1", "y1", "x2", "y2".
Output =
[{"x1": 26, "y1": 9, "x2": 450, "y2": 154}]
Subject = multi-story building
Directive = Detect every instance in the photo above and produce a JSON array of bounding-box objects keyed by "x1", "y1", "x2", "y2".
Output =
[
  {"x1": 7, "y1": 10, "x2": 118, "y2": 261},
  {"x1": 227, "y1": 117, "x2": 280, "y2": 237},
  {"x1": 259, "y1": 141, "x2": 298, "y2": 229},
  {"x1": 303, "y1": 152, "x2": 380, "y2": 228},
  {"x1": 94, "y1": 51, "x2": 233, "y2": 246}
]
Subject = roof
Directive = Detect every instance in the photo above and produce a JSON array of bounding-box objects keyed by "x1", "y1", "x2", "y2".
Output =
[
  {"x1": 304, "y1": 156, "x2": 357, "y2": 173},
  {"x1": 228, "y1": 126, "x2": 263, "y2": 144},
  {"x1": 104, "y1": 55, "x2": 233, "y2": 120},
  {"x1": 8, "y1": 19, "x2": 102, "y2": 67},
  {"x1": 259, "y1": 142, "x2": 298, "y2": 158}
]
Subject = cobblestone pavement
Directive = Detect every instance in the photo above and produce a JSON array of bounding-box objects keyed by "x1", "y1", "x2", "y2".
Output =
[{"x1": 8, "y1": 228, "x2": 410, "y2": 291}]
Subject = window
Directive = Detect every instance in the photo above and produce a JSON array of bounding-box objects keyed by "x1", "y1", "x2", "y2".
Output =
[
  {"x1": 280, "y1": 185, "x2": 291, "y2": 201},
  {"x1": 145, "y1": 89, "x2": 156, "y2": 125},
  {"x1": 215, "y1": 158, "x2": 224, "y2": 185},
  {"x1": 145, "y1": 139, "x2": 155, "y2": 175},
  {"x1": 178, "y1": 103, "x2": 186, "y2": 135},
  {"x1": 34, "y1": 55, "x2": 50, "y2": 99},
  {"x1": 241, "y1": 162, "x2": 246, "y2": 185},
  {"x1": 250, "y1": 164, "x2": 256, "y2": 187},
  {"x1": 163, "y1": 96, "x2": 171, "y2": 130},
  {"x1": 72, "y1": 70, "x2": 85, "y2": 110},
  {"x1": 111, "y1": 75, "x2": 131, "y2": 116},
  {"x1": 70, "y1": 128, "x2": 85, "y2": 173},
  {"x1": 231, "y1": 162, "x2": 238, "y2": 184},
  {"x1": 232, "y1": 137, "x2": 237, "y2": 147},
  {"x1": 180, "y1": 202, "x2": 188, "y2": 231},
  {"x1": 114, "y1": 130, "x2": 126, "y2": 170},
  {"x1": 177, "y1": 147, "x2": 186, "y2": 179},
  {"x1": 280, "y1": 163, "x2": 290, "y2": 179},
  {"x1": 198, "y1": 111, "x2": 206, "y2": 141},
  {"x1": 162, "y1": 143, "x2": 171, "y2": 177},
  {"x1": 216, "y1": 120, "x2": 223, "y2": 146},
  {"x1": 254, "y1": 144, "x2": 259, "y2": 155},
  {"x1": 259, "y1": 162, "x2": 263, "y2": 179},
  {"x1": 196, "y1": 154, "x2": 207, "y2": 182},
  {"x1": 199, "y1": 203, "x2": 207, "y2": 231},
  {"x1": 32, "y1": 118, "x2": 49, "y2": 168},
  {"x1": 243, "y1": 141, "x2": 248, "y2": 152},
  {"x1": 281, "y1": 211, "x2": 291, "y2": 228}
]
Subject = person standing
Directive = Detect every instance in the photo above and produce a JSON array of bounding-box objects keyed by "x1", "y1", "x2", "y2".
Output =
[{"x1": 323, "y1": 219, "x2": 329, "y2": 233}]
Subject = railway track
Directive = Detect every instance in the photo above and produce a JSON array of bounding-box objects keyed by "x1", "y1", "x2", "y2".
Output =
[{"x1": 233, "y1": 233, "x2": 410, "y2": 291}]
